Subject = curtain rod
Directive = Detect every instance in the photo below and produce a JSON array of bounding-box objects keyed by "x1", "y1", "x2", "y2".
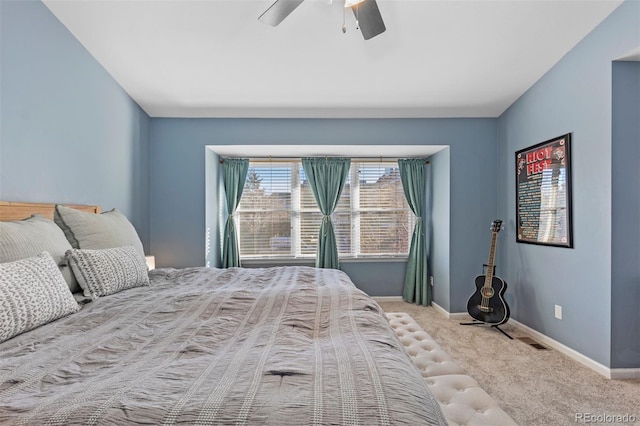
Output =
[{"x1": 219, "y1": 157, "x2": 429, "y2": 164}]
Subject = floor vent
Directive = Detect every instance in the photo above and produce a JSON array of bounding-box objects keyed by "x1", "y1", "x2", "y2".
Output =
[{"x1": 517, "y1": 336, "x2": 549, "y2": 350}]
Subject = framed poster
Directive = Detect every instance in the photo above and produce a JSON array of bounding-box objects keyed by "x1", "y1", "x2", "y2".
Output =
[{"x1": 515, "y1": 133, "x2": 573, "y2": 248}]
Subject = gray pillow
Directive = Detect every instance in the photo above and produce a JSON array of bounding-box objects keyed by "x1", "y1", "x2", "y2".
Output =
[
  {"x1": 0, "y1": 252, "x2": 80, "y2": 343},
  {"x1": 0, "y1": 214, "x2": 80, "y2": 293},
  {"x1": 54, "y1": 204, "x2": 144, "y2": 259},
  {"x1": 65, "y1": 246, "x2": 150, "y2": 298}
]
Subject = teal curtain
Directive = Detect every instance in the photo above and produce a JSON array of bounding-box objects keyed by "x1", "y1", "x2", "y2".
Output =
[
  {"x1": 221, "y1": 158, "x2": 249, "y2": 268},
  {"x1": 302, "y1": 157, "x2": 351, "y2": 269},
  {"x1": 399, "y1": 158, "x2": 430, "y2": 305}
]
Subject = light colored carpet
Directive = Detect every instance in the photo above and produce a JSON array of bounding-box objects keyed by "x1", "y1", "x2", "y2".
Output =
[{"x1": 377, "y1": 301, "x2": 640, "y2": 426}]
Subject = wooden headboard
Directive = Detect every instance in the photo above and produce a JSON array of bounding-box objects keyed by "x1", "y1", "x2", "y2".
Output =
[{"x1": 0, "y1": 201, "x2": 101, "y2": 222}]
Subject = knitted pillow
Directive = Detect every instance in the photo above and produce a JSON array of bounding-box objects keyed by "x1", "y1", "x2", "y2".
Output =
[
  {"x1": 0, "y1": 252, "x2": 80, "y2": 343},
  {"x1": 65, "y1": 246, "x2": 149, "y2": 298}
]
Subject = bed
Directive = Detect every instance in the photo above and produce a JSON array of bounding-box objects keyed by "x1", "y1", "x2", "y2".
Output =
[{"x1": 0, "y1": 201, "x2": 448, "y2": 425}]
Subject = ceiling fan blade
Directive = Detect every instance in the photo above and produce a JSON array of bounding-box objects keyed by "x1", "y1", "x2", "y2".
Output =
[
  {"x1": 258, "y1": 0, "x2": 305, "y2": 26},
  {"x1": 351, "y1": 0, "x2": 386, "y2": 40}
]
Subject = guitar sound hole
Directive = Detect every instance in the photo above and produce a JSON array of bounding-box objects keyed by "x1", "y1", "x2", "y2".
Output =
[{"x1": 481, "y1": 288, "x2": 495, "y2": 298}]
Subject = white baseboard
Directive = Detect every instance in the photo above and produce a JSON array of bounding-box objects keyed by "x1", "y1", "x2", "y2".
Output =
[
  {"x1": 373, "y1": 296, "x2": 403, "y2": 303},
  {"x1": 609, "y1": 368, "x2": 640, "y2": 380},
  {"x1": 431, "y1": 302, "x2": 470, "y2": 320},
  {"x1": 508, "y1": 318, "x2": 640, "y2": 380},
  {"x1": 427, "y1": 305, "x2": 639, "y2": 380},
  {"x1": 376, "y1": 299, "x2": 471, "y2": 321}
]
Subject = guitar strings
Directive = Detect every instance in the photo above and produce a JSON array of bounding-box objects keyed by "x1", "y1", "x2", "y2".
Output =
[{"x1": 481, "y1": 229, "x2": 498, "y2": 311}]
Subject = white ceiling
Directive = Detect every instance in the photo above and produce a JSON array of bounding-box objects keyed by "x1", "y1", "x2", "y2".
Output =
[{"x1": 43, "y1": 0, "x2": 624, "y2": 119}]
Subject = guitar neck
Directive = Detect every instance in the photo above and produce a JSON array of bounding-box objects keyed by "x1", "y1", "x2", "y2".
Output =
[{"x1": 484, "y1": 232, "x2": 498, "y2": 284}]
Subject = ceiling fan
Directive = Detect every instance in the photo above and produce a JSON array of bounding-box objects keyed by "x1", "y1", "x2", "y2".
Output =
[{"x1": 258, "y1": 0, "x2": 386, "y2": 40}]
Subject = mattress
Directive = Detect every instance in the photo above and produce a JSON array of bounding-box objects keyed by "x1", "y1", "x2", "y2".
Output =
[{"x1": 0, "y1": 266, "x2": 447, "y2": 425}]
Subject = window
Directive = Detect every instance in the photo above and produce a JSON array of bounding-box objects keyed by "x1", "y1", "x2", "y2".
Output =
[{"x1": 236, "y1": 160, "x2": 414, "y2": 259}]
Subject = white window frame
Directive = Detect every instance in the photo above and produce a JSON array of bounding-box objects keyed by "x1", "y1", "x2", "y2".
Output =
[{"x1": 236, "y1": 159, "x2": 412, "y2": 262}]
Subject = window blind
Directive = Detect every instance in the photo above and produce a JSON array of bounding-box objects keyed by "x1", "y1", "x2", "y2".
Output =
[
  {"x1": 351, "y1": 162, "x2": 413, "y2": 256},
  {"x1": 236, "y1": 160, "x2": 413, "y2": 259}
]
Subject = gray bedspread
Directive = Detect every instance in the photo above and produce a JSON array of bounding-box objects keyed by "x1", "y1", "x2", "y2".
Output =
[{"x1": 0, "y1": 266, "x2": 447, "y2": 425}]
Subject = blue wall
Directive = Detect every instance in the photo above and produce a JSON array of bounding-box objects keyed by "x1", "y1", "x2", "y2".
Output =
[
  {"x1": 4, "y1": 0, "x2": 636, "y2": 372},
  {"x1": 150, "y1": 118, "x2": 496, "y2": 302},
  {"x1": 496, "y1": 1, "x2": 639, "y2": 368},
  {"x1": 0, "y1": 0, "x2": 151, "y2": 251},
  {"x1": 611, "y1": 61, "x2": 640, "y2": 369},
  {"x1": 430, "y1": 147, "x2": 451, "y2": 310}
]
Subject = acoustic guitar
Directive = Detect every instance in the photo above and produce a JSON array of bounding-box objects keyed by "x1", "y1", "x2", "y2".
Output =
[{"x1": 466, "y1": 220, "x2": 510, "y2": 325}]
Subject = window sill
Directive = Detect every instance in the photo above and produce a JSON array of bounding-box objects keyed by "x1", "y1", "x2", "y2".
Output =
[
  {"x1": 241, "y1": 258, "x2": 314, "y2": 267},
  {"x1": 341, "y1": 257, "x2": 408, "y2": 264},
  {"x1": 240, "y1": 256, "x2": 408, "y2": 267}
]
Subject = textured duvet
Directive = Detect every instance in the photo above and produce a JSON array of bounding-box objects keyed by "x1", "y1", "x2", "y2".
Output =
[{"x1": 0, "y1": 266, "x2": 447, "y2": 425}]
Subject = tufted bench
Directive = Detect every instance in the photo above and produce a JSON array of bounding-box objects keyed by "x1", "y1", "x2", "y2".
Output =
[{"x1": 387, "y1": 312, "x2": 516, "y2": 426}]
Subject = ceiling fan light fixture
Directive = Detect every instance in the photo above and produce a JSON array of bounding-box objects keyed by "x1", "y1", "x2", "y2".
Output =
[
  {"x1": 344, "y1": 0, "x2": 366, "y2": 8},
  {"x1": 258, "y1": 0, "x2": 385, "y2": 40}
]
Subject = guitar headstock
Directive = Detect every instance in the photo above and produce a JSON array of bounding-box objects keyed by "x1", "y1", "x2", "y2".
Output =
[{"x1": 491, "y1": 219, "x2": 503, "y2": 233}]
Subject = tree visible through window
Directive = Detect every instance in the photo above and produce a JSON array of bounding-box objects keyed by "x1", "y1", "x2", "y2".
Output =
[{"x1": 236, "y1": 160, "x2": 414, "y2": 259}]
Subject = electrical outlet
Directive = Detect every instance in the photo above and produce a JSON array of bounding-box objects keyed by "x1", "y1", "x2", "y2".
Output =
[
  {"x1": 555, "y1": 304, "x2": 562, "y2": 320},
  {"x1": 430, "y1": 276, "x2": 434, "y2": 287}
]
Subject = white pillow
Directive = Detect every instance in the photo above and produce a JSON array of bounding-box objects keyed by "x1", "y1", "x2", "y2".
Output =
[
  {"x1": 0, "y1": 214, "x2": 80, "y2": 293},
  {"x1": 65, "y1": 246, "x2": 150, "y2": 298},
  {"x1": 54, "y1": 204, "x2": 145, "y2": 259},
  {"x1": 0, "y1": 252, "x2": 80, "y2": 343}
]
